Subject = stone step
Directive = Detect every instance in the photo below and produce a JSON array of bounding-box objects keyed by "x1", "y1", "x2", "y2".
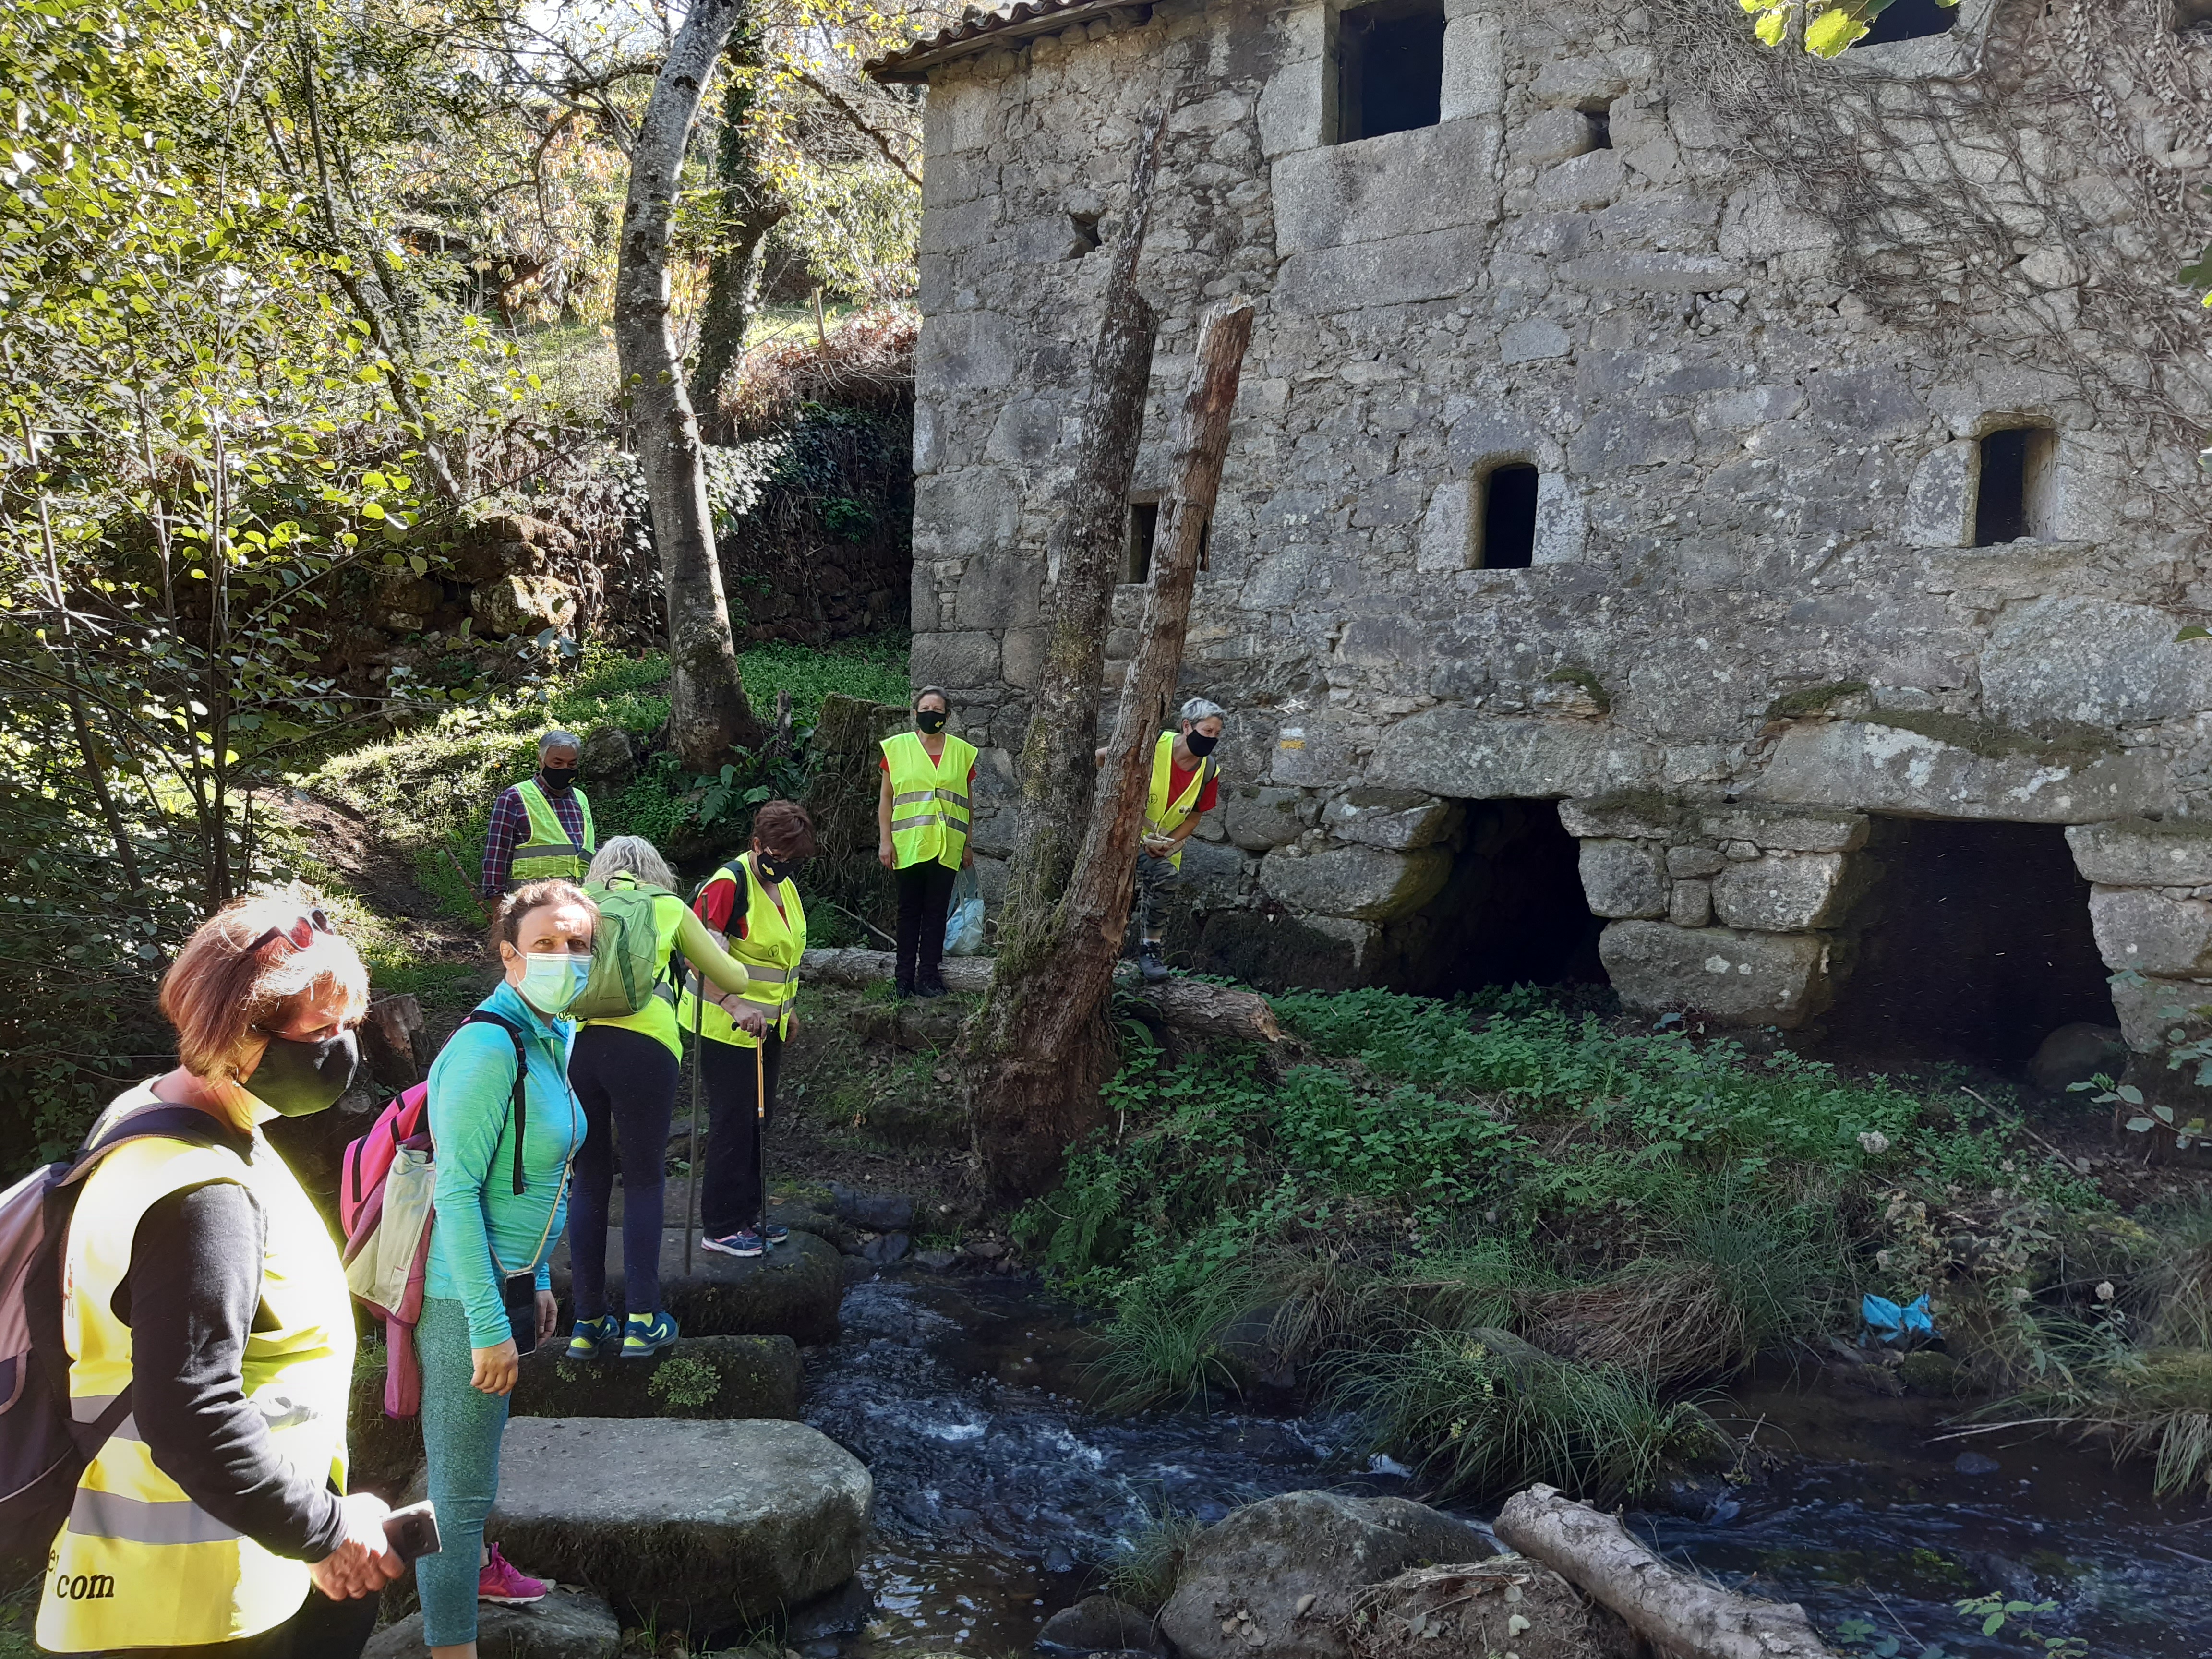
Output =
[
  {"x1": 511, "y1": 1334, "x2": 802, "y2": 1421},
  {"x1": 550, "y1": 1226, "x2": 843, "y2": 1346},
  {"x1": 364, "y1": 1585, "x2": 619, "y2": 1658},
  {"x1": 487, "y1": 1418, "x2": 872, "y2": 1634}
]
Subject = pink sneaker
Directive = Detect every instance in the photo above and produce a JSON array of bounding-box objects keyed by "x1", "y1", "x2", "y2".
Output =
[{"x1": 478, "y1": 1542, "x2": 549, "y2": 1604}]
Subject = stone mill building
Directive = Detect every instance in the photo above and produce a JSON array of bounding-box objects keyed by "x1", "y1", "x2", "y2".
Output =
[{"x1": 868, "y1": 0, "x2": 2212, "y2": 1085}]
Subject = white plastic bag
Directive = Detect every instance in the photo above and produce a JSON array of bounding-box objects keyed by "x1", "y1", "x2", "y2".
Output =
[{"x1": 944, "y1": 866, "x2": 986, "y2": 956}]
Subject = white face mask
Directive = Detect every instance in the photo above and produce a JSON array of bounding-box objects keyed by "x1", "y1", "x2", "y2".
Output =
[{"x1": 516, "y1": 951, "x2": 591, "y2": 1016}]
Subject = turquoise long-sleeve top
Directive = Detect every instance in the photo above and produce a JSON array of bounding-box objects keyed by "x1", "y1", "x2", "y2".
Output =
[{"x1": 426, "y1": 979, "x2": 585, "y2": 1348}]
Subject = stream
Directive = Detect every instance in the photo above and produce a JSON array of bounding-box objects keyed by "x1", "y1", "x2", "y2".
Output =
[{"x1": 801, "y1": 1274, "x2": 2212, "y2": 1658}]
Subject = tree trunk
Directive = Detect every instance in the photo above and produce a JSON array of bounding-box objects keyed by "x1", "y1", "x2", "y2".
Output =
[
  {"x1": 614, "y1": 0, "x2": 764, "y2": 771},
  {"x1": 693, "y1": 47, "x2": 787, "y2": 439},
  {"x1": 971, "y1": 176, "x2": 1260, "y2": 1197},
  {"x1": 1494, "y1": 1485, "x2": 1839, "y2": 1659},
  {"x1": 803, "y1": 949, "x2": 1283, "y2": 1044}
]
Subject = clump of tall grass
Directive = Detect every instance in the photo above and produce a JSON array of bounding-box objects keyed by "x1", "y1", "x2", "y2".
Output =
[
  {"x1": 1334, "y1": 1325, "x2": 1726, "y2": 1503},
  {"x1": 1089, "y1": 1269, "x2": 1264, "y2": 1412},
  {"x1": 1105, "y1": 1506, "x2": 1205, "y2": 1614}
]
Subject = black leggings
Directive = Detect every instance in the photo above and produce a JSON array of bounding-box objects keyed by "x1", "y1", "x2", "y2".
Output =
[
  {"x1": 109, "y1": 1587, "x2": 380, "y2": 1656},
  {"x1": 894, "y1": 861, "x2": 958, "y2": 986},
  {"x1": 700, "y1": 1033, "x2": 783, "y2": 1237},
  {"x1": 566, "y1": 1023, "x2": 681, "y2": 1319}
]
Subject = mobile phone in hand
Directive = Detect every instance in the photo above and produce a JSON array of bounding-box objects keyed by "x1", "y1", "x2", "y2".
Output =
[{"x1": 381, "y1": 1500, "x2": 442, "y2": 1563}]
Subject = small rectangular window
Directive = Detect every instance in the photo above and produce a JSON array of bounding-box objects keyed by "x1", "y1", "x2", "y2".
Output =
[
  {"x1": 1478, "y1": 465, "x2": 1539, "y2": 569},
  {"x1": 1335, "y1": 0, "x2": 1445, "y2": 144},
  {"x1": 1973, "y1": 427, "x2": 2053, "y2": 546}
]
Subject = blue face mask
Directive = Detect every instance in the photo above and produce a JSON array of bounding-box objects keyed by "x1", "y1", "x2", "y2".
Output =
[{"x1": 517, "y1": 951, "x2": 591, "y2": 1016}]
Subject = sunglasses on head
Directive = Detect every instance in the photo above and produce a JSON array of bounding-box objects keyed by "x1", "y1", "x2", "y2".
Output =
[{"x1": 247, "y1": 907, "x2": 335, "y2": 956}]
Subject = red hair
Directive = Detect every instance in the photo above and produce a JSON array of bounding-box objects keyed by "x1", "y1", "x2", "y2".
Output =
[{"x1": 157, "y1": 896, "x2": 370, "y2": 1082}]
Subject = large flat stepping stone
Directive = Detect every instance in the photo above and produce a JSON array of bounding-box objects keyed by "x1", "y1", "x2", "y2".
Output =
[
  {"x1": 551, "y1": 1227, "x2": 842, "y2": 1345},
  {"x1": 511, "y1": 1334, "x2": 802, "y2": 1420},
  {"x1": 487, "y1": 1418, "x2": 871, "y2": 1634},
  {"x1": 364, "y1": 1585, "x2": 618, "y2": 1658}
]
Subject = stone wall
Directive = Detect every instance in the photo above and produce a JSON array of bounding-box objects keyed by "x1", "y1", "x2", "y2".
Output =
[{"x1": 895, "y1": 0, "x2": 2212, "y2": 1071}]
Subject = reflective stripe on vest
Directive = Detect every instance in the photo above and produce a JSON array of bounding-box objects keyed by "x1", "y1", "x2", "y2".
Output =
[
  {"x1": 1143, "y1": 731, "x2": 1216, "y2": 873},
  {"x1": 39, "y1": 1106, "x2": 355, "y2": 1651},
  {"x1": 511, "y1": 779, "x2": 596, "y2": 882},
  {"x1": 677, "y1": 854, "x2": 807, "y2": 1048},
  {"x1": 882, "y1": 731, "x2": 975, "y2": 870}
]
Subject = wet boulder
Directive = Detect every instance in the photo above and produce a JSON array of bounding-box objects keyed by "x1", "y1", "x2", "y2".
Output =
[
  {"x1": 833, "y1": 1183, "x2": 919, "y2": 1230},
  {"x1": 488, "y1": 1418, "x2": 871, "y2": 1632},
  {"x1": 2027, "y1": 1022, "x2": 2128, "y2": 1093},
  {"x1": 1038, "y1": 1594, "x2": 1168, "y2": 1655},
  {"x1": 364, "y1": 1587, "x2": 620, "y2": 1658},
  {"x1": 1343, "y1": 1561, "x2": 1644, "y2": 1659},
  {"x1": 510, "y1": 1334, "x2": 802, "y2": 1421},
  {"x1": 550, "y1": 1226, "x2": 843, "y2": 1346},
  {"x1": 1159, "y1": 1491, "x2": 1495, "y2": 1659}
]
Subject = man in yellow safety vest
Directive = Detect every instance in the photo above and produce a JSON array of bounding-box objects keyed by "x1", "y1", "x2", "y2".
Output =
[
  {"x1": 481, "y1": 730, "x2": 597, "y2": 897},
  {"x1": 1099, "y1": 697, "x2": 1225, "y2": 983}
]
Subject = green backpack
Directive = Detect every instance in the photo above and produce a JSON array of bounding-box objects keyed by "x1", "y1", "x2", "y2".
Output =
[{"x1": 571, "y1": 877, "x2": 675, "y2": 1021}]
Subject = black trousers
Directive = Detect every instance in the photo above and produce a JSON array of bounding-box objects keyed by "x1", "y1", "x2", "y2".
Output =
[
  {"x1": 700, "y1": 1032, "x2": 783, "y2": 1237},
  {"x1": 107, "y1": 1587, "x2": 380, "y2": 1657},
  {"x1": 567, "y1": 1023, "x2": 681, "y2": 1319},
  {"x1": 894, "y1": 861, "x2": 958, "y2": 987}
]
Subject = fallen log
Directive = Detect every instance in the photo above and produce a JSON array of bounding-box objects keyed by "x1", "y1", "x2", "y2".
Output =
[
  {"x1": 799, "y1": 948, "x2": 1282, "y2": 1045},
  {"x1": 1494, "y1": 1485, "x2": 1838, "y2": 1659}
]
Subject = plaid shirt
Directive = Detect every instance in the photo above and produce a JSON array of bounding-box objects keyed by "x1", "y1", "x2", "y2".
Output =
[{"x1": 481, "y1": 781, "x2": 589, "y2": 897}]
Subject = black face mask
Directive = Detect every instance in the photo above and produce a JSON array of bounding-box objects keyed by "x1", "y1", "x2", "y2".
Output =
[
  {"x1": 915, "y1": 709, "x2": 949, "y2": 734},
  {"x1": 247, "y1": 1028, "x2": 360, "y2": 1118},
  {"x1": 1184, "y1": 731, "x2": 1219, "y2": 758},
  {"x1": 538, "y1": 766, "x2": 578, "y2": 795},
  {"x1": 755, "y1": 852, "x2": 804, "y2": 885}
]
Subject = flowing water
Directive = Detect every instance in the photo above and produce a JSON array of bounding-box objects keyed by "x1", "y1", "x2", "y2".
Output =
[{"x1": 799, "y1": 1274, "x2": 2212, "y2": 1658}]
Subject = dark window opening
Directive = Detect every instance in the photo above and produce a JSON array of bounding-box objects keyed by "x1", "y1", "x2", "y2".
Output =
[
  {"x1": 1335, "y1": 0, "x2": 1445, "y2": 144},
  {"x1": 1381, "y1": 801, "x2": 1609, "y2": 996},
  {"x1": 1479, "y1": 464, "x2": 1539, "y2": 568},
  {"x1": 1859, "y1": 0, "x2": 1957, "y2": 44},
  {"x1": 1125, "y1": 502, "x2": 1210, "y2": 583},
  {"x1": 1973, "y1": 425, "x2": 2050, "y2": 546},
  {"x1": 1582, "y1": 102, "x2": 1613, "y2": 150},
  {"x1": 2180, "y1": 0, "x2": 2212, "y2": 31},
  {"x1": 1819, "y1": 819, "x2": 2115, "y2": 1077},
  {"x1": 1066, "y1": 211, "x2": 1102, "y2": 259}
]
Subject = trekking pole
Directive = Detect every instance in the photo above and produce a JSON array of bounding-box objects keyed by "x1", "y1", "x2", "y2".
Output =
[
  {"x1": 684, "y1": 957, "x2": 703, "y2": 1277},
  {"x1": 755, "y1": 1032, "x2": 769, "y2": 1247}
]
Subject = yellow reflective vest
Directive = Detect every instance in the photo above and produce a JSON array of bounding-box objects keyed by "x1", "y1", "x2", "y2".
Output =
[
  {"x1": 510, "y1": 778, "x2": 596, "y2": 884},
  {"x1": 676, "y1": 853, "x2": 806, "y2": 1049},
  {"x1": 881, "y1": 731, "x2": 975, "y2": 871},
  {"x1": 38, "y1": 1088, "x2": 353, "y2": 1652},
  {"x1": 1144, "y1": 731, "x2": 1217, "y2": 873}
]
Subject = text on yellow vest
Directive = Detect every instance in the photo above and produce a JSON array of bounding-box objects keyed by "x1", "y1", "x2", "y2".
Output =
[
  {"x1": 1144, "y1": 731, "x2": 1216, "y2": 873},
  {"x1": 881, "y1": 730, "x2": 975, "y2": 871},
  {"x1": 678, "y1": 852, "x2": 806, "y2": 1048},
  {"x1": 511, "y1": 778, "x2": 596, "y2": 884},
  {"x1": 39, "y1": 1109, "x2": 353, "y2": 1652}
]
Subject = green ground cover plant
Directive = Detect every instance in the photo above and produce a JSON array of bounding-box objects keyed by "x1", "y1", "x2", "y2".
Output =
[{"x1": 1021, "y1": 990, "x2": 2110, "y2": 1503}]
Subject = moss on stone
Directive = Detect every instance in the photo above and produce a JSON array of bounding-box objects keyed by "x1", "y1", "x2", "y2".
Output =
[
  {"x1": 1543, "y1": 665, "x2": 1612, "y2": 714},
  {"x1": 1764, "y1": 680, "x2": 1868, "y2": 721},
  {"x1": 1862, "y1": 709, "x2": 2121, "y2": 764}
]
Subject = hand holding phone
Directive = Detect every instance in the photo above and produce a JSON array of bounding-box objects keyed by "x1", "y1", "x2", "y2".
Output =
[{"x1": 381, "y1": 1500, "x2": 442, "y2": 1563}]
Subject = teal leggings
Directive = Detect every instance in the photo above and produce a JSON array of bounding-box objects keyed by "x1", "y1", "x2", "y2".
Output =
[{"x1": 415, "y1": 1295, "x2": 506, "y2": 1647}]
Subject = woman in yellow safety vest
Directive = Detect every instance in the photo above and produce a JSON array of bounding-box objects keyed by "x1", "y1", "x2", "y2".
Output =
[
  {"x1": 563, "y1": 836, "x2": 752, "y2": 1361},
  {"x1": 40, "y1": 897, "x2": 403, "y2": 1657},
  {"x1": 876, "y1": 686, "x2": 975, "y2": 998},
  {"x1": 675, "y1": 799, "x2": 817, "y2": 1259}
]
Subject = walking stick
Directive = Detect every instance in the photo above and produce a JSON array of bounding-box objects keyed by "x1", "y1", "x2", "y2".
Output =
[
  {"x1": 684, "y1": 957, "x2": 703, "y2": 1277},
  {"x1": 755, "y1": 1032, "x2": 769, "y2": 1245}
]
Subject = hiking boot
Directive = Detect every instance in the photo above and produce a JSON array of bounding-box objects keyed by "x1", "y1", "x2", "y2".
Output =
[
  {"x1": 914, "y1": 973, "x2": 947, "y2": 998},
  {"x1": 893, "y1": 978, "x2": 914, "y2": 1000},
  {"x1": 566, "y1": 1314, "x2": 619, "y2": 1360},
  {"x1": 702, "y1": 1228, "x2": 765, "y2": 1259},
  {"x1": 478, "y1": 1543, "x2": 548, "y2": 1605},
  {"x1": 1138, "y1": 942, "x2": 1170, "y2": 984},
  {"x1": 763, "y1": 1222, "x2": 791, "y2": 1249},
  {"x1": 621, "y1": 1309, "x2": 679, "y2": 1359}
]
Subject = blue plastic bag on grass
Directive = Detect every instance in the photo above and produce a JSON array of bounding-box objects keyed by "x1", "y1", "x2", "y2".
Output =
[
  {"x1": 1861, "y1": 1292, "x2": 1936, "y2": 1346},
  {"x1": 944, "y1": 866, "x2": 986, "y2": 956}
]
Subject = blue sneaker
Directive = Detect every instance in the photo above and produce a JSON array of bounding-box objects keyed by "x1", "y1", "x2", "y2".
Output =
[
  {"x1": 621, "y1": 1309, "x2": 680, "y2": 1359},
  {"x1": 567, "y1": 1315, "x2": 619, "y2": 1360},
  {"x1": 764, "y1": 1222, "x2": 791, "y2": 1248},
  {"x1": 701, "y1": 1229, "x2": 765, "y2": 1259}
]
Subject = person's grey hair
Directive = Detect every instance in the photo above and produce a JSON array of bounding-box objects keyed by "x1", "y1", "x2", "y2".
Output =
[
  {"x1": 913, "y1": 685, "x2": 950, "y2": 711},
  {"x1": 1180, "y1": 697, "x2": 1227, "y2": 724},
  {"x1": 587, "y1": 835, "x2": 676, "y2": 892},
  {"x1": 538, "y1": 729, "x2": 583, "y2": 758}
]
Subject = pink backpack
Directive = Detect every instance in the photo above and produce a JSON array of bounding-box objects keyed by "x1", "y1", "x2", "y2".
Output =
[{"x1": 340, "y1": 1012, "x2": 527, "y2": 1418}]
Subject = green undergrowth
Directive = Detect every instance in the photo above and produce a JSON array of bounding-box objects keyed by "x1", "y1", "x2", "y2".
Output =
[{"x1": 1021, "y1": 986, "x2": 2110, "y2": 1504}]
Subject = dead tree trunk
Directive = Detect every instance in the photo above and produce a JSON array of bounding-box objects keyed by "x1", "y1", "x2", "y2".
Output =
[
  {"x1": 972, "y1": 282, "x2": 1259, "y2": 1196},
  {"x1": 614, "y1": 0, "x2": 764, "y2": 771},
  {"x1": 1494, "y1": 1486, "x2": 1839, "y2": 1659}
]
